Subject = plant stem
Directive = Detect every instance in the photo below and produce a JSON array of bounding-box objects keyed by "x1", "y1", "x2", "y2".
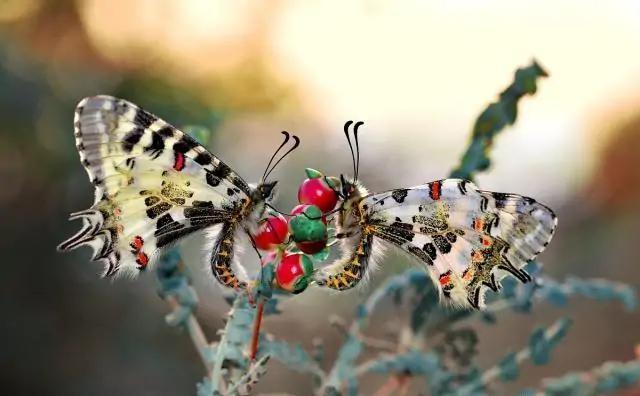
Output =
[
  {"x1": 250, "y1": 300, "x2": 265, "y2": 361},
  {"x1": 166, "y1": 296, "x2": 213, "y2": 372}
]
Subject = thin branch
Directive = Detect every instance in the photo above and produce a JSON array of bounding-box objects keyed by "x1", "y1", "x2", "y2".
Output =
[{"x1": 166, "y1": 296, "x2": 213, "y2": 373}]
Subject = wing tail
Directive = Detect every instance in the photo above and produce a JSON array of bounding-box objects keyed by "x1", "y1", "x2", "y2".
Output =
[{"x1": 58, "y1": 209, "x2": 121, "y2": 276}]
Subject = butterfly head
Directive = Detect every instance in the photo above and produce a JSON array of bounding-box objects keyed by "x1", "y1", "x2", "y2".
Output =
[
  {"x1": 339, "y1": 174, "x2": 357, "y2": 199},
  {"x1": 256, "y1": 180, "x2": 278, "y2": 202},
  {"x1": 335, "y1": 174, "x2": 368, "y2": 201}
]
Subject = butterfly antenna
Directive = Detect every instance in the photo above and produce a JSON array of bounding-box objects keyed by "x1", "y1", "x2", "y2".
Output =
[
  {"x1": 262, "y1": 131, "x2": 291, "y2": 182},
  {"x1": 353, "y1": 121, "x2": 364, "y2": 180},
  {"x1": 263, "y1": 134, "x2": 300, "y2": 181},
  {"x1": 343, "y1": 121, "x2": 357, "y2": 180}
]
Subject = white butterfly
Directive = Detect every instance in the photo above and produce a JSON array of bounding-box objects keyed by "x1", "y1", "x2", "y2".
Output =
[
  {"x1": 58, "y1": 96, "x2": 298, "y2": 289},
  {"x1": 313, "y1": 121, "x2": 558, "y2": 309}
]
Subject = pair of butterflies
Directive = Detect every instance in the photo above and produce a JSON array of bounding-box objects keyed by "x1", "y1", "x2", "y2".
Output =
[{"x1": 58, "y1": 96, "x2": 557, "y2": 309}]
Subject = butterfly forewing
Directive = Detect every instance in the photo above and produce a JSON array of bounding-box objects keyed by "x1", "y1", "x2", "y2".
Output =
[
  {"x1": 363, "y1": 179, "x2": 557, "y2": 308},
  {"x1": 59, "y1": 96, "x2": 251, "y2": 278}
]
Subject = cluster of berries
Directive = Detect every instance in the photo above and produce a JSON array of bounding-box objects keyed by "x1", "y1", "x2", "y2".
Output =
[{"x1": 250, "y1": 168, "x2": 338, "y2": 294}]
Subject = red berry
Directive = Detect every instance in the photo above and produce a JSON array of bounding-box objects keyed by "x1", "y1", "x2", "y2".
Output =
[
  {"x1": 296, "y1": 240, "x2": 327, "y2": 254},
  {"x1": 290, "y1": 204, "x2": 327, "y2": 225},
  {"x1": 298, "y1": 178, "x2": 338, "y2": 213},
  {"x1": 275, "y1": 252, "x2": 314, "y2": 293},
  {"x1": 252, "y1": 214, "x2": 289, "y2": 251}
]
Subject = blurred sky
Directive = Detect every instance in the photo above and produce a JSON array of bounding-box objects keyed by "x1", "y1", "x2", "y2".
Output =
[
  {"x1": 73, "y1": 0, "x2": 640, "y2": 202},
  {"x1": 1, "y1": 1, "x2": 640, "y2": 395}
]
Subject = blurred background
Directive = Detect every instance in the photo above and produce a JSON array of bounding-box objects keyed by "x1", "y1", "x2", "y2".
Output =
[{"x1": 1, "y1": 1, "x2": 639, "y2": 394}]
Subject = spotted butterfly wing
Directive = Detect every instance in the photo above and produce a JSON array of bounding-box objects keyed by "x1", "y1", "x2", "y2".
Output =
[
  {"x1": 315, "y1": 179, "x2": 557, "y2": 309},
  {"x1": 58, "y1": 96, "x2": 261, "y2": 288}
]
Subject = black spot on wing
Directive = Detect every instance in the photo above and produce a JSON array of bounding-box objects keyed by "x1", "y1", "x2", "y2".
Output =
[
  {"x1": 193, "y1": 200, "x2": 214, "y2": 207},
  {"x1": 458, "y1": 180, "x2": 469, "y2": 195},
  {"x1": 492, "y1": 192, "x2": 508, "y2": 209},
  {"x1": 134, "y1": 108, "x2": 157, "y2": 128},
  {"x1": 422, "y1": 242, "x2": 437, "y2": 260},
  {"x1": 206, "y1": 171, "x2": 221, "y2": 187},
  {"x1": 155, "y1": 213, "x2": 192, "y2": 248},
  {"x1": 480, "y1": 196, "x2": 489, "y2": 212},
  {"x1": 157, "y1": 126, "x2": 175, "y2": 138},
  {"x1": 391, "y1": 189, "x2": 409, "y2": 203},
  {"x1": 432, "y1": 234, "x2": 452, "y2": 254},
  {"x1": 184, "y1": 201, "x2": 227, "y2": 227},
  {"x1": 122, "y1": 127, "x2": 145, "y2": 153},
  {"x1": 144, "y1": 196, "x2": 160, "y2": 206},
  {"x1": 413, "y1": 215, "x2": 448, "y2": 233},
  {"x1": 146, "y1": 202, "x2": 172, "y2": 219},
  {"x1": 388, "y1": 222, "x2": 415, "y2": 242},
  {"x1": 211, "y1": 162, "x2": 231, "y2": 179},
  {"x1": 144, "y1": 132, "x2": 165, "y2": 157},
  {"x1": 156, "y1": 213, "x2": 184, "y2": 235},
  {"x1": 173, "y1": 136, "x2": 199, "y2": 154},
  {"x1": 194, "y1": 152, "x2": 213, "y2": 165},
  {"x1": 445, "y1": 232, "x2": 457, "y2": 243},
  {"x1": 408, "y1": 245, "x2": 433, "y2": 265}
]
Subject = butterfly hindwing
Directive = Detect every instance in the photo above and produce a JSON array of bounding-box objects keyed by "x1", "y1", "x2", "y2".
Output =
[
  {"x1": 59, "y1": 96, "x2": 251, "y2": 278},
  {"x1": 364, "y1": 179, "x2": 557, "y2": 308}
]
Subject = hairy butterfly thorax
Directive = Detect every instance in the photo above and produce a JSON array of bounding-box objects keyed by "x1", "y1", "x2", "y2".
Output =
[
  {"x1": 312, "y1": 121, "x2": 558, "y2": 309},
  {"x1": 58, "y1": 96, "x2": 298, "y2": 291}
]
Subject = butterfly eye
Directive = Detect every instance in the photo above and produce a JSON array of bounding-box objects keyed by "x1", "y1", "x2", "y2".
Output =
[{"x1": 260, "y1": 181, "x2": 278, "y2": 199}]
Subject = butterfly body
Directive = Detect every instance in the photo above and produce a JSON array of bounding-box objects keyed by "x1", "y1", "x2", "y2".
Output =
[
  {"x1": 59, "y1": 96, "x2": 281, "y2": 290},
  {"x1": 314, "y1": 179, "x2": 373, "y2": 290}
]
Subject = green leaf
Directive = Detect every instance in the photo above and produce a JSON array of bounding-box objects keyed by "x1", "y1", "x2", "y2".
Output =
[
  {"x1": 450, "y1": 60, "x2": 548, "y2": 181},
  {"x1": 305, "y1": 168, "x2": 324, "y2": 179},
  {"x1": 498, "y1": 352, "x2": 519, "y2": 381}
]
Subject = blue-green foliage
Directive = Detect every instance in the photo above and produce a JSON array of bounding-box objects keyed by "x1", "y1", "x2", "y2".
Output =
[
  {"x1": 156, "y1": 62, "x2": 640, "y2": 395},
  {"x1": 540, "y1": 360, "x2": 640, "y2": 395},
  {"x1": 450, "y1": 60, "x2": 548, "y2": 181}
]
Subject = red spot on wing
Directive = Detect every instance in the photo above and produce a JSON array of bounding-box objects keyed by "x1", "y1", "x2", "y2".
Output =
[
  {"x1": 136, "y1": 252, "x2": 149, "y2": 268},
  {"x1": 130, "y1": 236, "x2": 144, "y2": 250},
  {"x1": 173, "y1": 152, "x2": 185, "y2": 171},
  {"x1": 430, "y1": 181, "x2": 441, "y2": 200},
  {"x1": 473, "y1": 218, "x2": 484, "y2": 232},
  {"x1": 439, "y1": 271, "x2": 451, "y2": 286}
]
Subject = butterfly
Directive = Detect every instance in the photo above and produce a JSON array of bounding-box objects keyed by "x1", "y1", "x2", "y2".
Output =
[
  {"x1": 313, "y1": 121, "x2": 558, "y2": 309},
  {"x1": 58, "y1": 95, "x2": 299, "y2": 290}
]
